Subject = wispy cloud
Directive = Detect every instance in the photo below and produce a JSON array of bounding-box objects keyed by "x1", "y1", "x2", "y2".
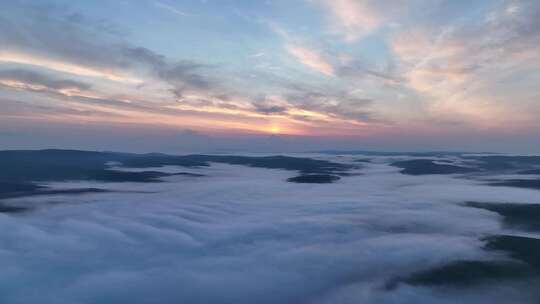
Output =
[
  {"x1": 0, "y1": 52, "x2": 141, "y2": 83},
  {"x1": 0, "y1": 69, "x2": 91, "y2": 92},
  {"x1": 154, "y1": 1, "x2": 191, "y2": 17},
  {"x1": 389, "y1": 0, "x2": 540, "y2": 127},
  {"x1": 286, "y1": 45, "x2": 334, "y2": 76},
  {"x1": 316, "y1": 0, "x2": 382, "y2": 41}
]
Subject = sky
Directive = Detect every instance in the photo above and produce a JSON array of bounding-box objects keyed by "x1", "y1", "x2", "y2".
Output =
[{"x1": 0, "y1": 0, "x2": 539, "y2": 153}]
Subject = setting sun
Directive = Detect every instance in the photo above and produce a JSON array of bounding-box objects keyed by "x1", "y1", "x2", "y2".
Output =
[{"x1": 270, "y1": 125, "x2": 281, "y2": 134}]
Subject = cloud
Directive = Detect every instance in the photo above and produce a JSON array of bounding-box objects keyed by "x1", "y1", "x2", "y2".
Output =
[
  {"x1": 158, "y1": 62, "x2": 214, "y2": 93},
  {"x1": 0, "y1": 155, "x2": 539, "y2": 303},
  {"x1": 0, "y1": 97, "x2": 123, "y2": 119},
  {"x1": 0, "y1": 1, "x2": 133, "y2": 79},
  {"x1": 336, "y1": 59, "x2": 402, "y2": 84},
  {"x1": 0, "y1": 52, "x2": 141, "y2": 83},
  {"x1": 283, "y1": 40, "x2": 399, "y2": 84},
  {"x1": 254, "y1": 104, "x2": 288, "y2": 115},
  {"x1": 154, "y1": 1, "x2": 191, "y2": 17},
  {"x1": 388, "y1": 0, "x2": 540, "y2": 127},
  {"x1": 0, "y1": 2, "x2": 213, "y2": 92},
  {"x1": 284, "y1": 89, "x2": 374, "y2": 123},
  {"x1": 0, "y1": 68, "x2": 91, "y2": 93},
  {"x1": 122, "y1": 47, "x2": 215, "y2": 92},
  {"x1": 286, "y1": 45, "x2": 335, "y2": 76},
  {"x1": 315, "y1": 0, "x2": 383, "y2": 41}
]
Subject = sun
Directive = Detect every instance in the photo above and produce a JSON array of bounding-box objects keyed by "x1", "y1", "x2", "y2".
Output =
[{"x1": 269, "y1": 125, "x2": 281, "y2": 134}]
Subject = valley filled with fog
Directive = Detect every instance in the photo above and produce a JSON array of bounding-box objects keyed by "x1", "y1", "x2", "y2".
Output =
[{"x1": 1, "y1": 150, "x2": 540, "y2": 303}]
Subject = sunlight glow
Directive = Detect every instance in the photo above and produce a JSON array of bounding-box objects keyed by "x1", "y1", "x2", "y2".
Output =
[{"x1": 270, "y1": 125, "x2": 281, "y2": 134}]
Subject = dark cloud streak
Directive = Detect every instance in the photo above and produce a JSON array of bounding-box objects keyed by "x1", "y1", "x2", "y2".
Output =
[{"x1": 0, "y1": 68, "x2": 91, "y2": 91}]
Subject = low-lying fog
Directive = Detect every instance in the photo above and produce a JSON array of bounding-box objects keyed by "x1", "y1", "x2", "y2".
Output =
[{"x1": 1, "y1": 154, "x2": 540, "y2": 304}]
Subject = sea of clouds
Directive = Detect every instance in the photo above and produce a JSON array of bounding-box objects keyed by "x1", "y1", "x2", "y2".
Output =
[{"x1": 1, "y1": 155, "x2": 539, "y2": 304}]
